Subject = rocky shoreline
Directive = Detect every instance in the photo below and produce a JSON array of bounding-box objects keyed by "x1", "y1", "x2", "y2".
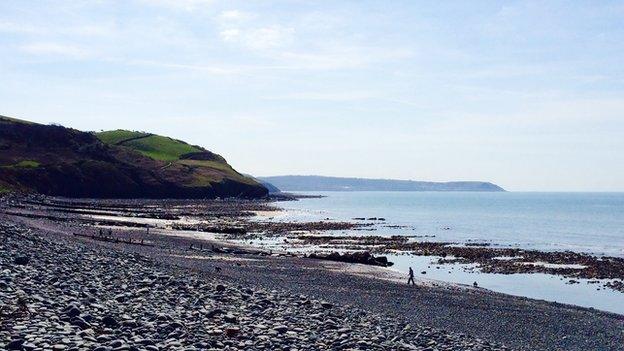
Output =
[
  {"x1": 1, "y1": 194, "x2": 624, "y2": 350},
  {"x1": 1, "y1": 221, "x2": 509, "y2": 351},
  {"x1": 295, "y1": 235, "x2": 624, "y2": 293},
  {"x1": 2, "y1": 195, "x2": 624, "y2": 295}
]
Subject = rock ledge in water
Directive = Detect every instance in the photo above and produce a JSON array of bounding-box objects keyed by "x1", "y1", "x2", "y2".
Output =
[{"x1": 307, "y1": 251, "x2": 394, "y2": 267}]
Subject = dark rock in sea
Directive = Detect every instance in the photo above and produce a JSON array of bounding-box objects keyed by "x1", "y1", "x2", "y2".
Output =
[
  {"x1": 465, "y1": 242, "x2": 491, "y2": 247},
  {"x1": 605, "y1": 280, "x2": 624, "y2": 293},
  {"x1": 307, "y1": 251, "x2": 394, "y2": 267},
  {"x1": 203, "y1": 226, "x2": 247, "y2": 235},
  {"x1": 375, "y1": 256, "x2": 390, "y2": 266}
]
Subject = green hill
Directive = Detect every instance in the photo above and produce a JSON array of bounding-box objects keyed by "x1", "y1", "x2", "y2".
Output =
[
  {"x1": 110, "y1": 134, "x2": 201, "y2": 161},
  {"x1": 96, "y1": 130, "x2": 150, "y2": 145},
  {"x1": 0, "y1": 116, "x2": 267, "y2": 198},
  {"x1": 95, "y1": 129, "x2": 257, "y2": 188}
]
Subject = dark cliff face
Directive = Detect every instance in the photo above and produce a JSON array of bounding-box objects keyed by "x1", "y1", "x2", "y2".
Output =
[{"x1": 0, "y1": 117, "x2": 267, "y2": 199}]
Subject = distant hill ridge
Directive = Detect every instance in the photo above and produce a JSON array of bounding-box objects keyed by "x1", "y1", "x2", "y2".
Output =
[
  {"x1": 259, "y1": 175, "x2": 505, "y2": 192},
  {"x1": 0, "y1": 115, "x2": 267, "y2": 198}
]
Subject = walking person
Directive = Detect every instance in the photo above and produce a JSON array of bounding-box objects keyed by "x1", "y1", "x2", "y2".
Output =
[{"x1": 407, "y1": 267, "x2": 415, "y2": 285}]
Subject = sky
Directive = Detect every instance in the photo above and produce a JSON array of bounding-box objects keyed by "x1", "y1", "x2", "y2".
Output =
[{"x1": 1, "y1": 1, "x2": 623, "y2": 191}]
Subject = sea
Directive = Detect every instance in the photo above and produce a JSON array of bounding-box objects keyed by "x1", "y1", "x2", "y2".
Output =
[{"x1": 256, "y1": 192, "x2": 624, "y2": 314}]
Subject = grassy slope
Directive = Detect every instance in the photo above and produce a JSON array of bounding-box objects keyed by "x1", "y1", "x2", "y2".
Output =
[
  {"x1": 96, "y1": 130, "x2": 256, "y2": 187},
  {"x1": 122, "y1": 135, "x2": 202, "y2": 161},
  {"x1": 96, "y1": 130, "x2": 150, "y2": 145},
  {"x1": 178, "y1": 159, "x2": 257, "y2": 186},
  {"x1": 1, "y1": 160, "x2": 41, "y2": 169}
]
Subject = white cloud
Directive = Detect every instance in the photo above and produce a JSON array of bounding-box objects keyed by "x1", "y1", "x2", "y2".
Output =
[
  {"x1": 0, "y1": 19, "x2": 115, "y2": 38},
  {"x1": 216, "y1": 8, "x2": 294, "y2": 51},
  {"x1": 220, "y1": 25, "x2": 294, "y2": 50},
  {"x1": 140, "y1": 0, "x2": 213, "y2": 11},
  {"x1": 19, "y1": 42, "x2": 90, "y2": 59},
  {"x1": 218, "y1": 10, "x2": 252, "y2": 22},
  {"x1": 124, "y1": 59, "x2": 242, "y2": 75},
  {"x1": 0, "y1": 21, "x2": 40, "y2": 34},
  {"x1": 265, "y1": 91, "x2": 377, "y2": 102},
  {"x1": 219, "y1": 28, "x2": 240, "y2": 42},
  {"x1": 276, "y1": 46, "x2": 412, "y2": 70},
  {"x1": 245, "y1": 26, "x2": 294, "y2": 50},
  {"x1": 65, "y1": 24, "x2": 115, "y2": 37}
]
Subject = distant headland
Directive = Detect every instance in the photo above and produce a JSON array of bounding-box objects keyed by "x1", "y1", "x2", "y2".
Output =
[{"x1": 259, "y1": 175, "x2": 505, "y2": 192}]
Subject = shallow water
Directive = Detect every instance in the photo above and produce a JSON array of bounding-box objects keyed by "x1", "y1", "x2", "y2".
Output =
[
  {"x1": 388, "y1": 254, "x2": 624, "y2": 315},
  {"x1": 274, "y1": 192, "x2": 624, "y2": 257},
  {"x1": 257, "y1": 191, "x2": 624, "y2": 314}
]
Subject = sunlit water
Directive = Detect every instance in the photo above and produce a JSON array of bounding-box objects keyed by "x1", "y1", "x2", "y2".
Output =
[{"x1": 252, "y1": 192, "x2": 624, "y2": 314}]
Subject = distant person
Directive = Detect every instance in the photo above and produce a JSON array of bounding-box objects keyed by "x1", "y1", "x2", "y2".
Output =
[{"x1": 407, "y1": 267, "x2": 415, "y2": 285}]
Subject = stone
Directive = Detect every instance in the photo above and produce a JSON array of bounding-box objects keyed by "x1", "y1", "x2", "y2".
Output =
[
  {"x1": 206, "y1": 308, "x2": 224, "y2": 318},
  {"x1": 225, "y1": 327, "x2": 240, "y2": 337},
  {"x1": 14, "y1": 256, "x2": 29, "y2": 265},
  {"x1": 101, "y1": 315, "x2": 119, "y2": 328},
  {"x1": 321, "y1": 301, "x2": 333, "y2": 309},
  {"x1": 0, "y1": 212, "x2": 511, "y2": 351},
  {"x1": 224, "y1": 314, "x2": 237, "y2": 323},
  {"x1": 6, "y1": 339, "x2": 25, "y2": 350},
  {"x1": 108, "y1": 340, "x2": 123, "y2": 348},
  {"x1": 71, "y1": 317, "x2": 91, "y2": 330},
  {"x1": 64, "y1": 304, "x2": 81, "y2": 318},
  {"x1": 273, "y1": 325, "x2": 288, "y2": 333}
]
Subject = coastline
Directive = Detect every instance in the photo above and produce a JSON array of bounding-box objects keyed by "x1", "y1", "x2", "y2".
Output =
[
  {"x1": 3, "y1": 194, "x2": 624, "y2": 309},
  {"x1": 1, "y1": 195, "x2": 623, "y2": 350}
]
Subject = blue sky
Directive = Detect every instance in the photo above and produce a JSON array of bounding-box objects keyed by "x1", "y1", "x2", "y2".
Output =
[{"x1": 1, "y1": 1, "x2": 623, "y2": 191}]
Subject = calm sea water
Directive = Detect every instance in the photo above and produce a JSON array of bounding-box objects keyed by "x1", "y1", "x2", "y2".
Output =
[
  {"x1": 276, "y1": 192, "x2": 624, "y2": 257},
  {"x1": 259, "y1": 192, "x2": 624, "y2": 314}
]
